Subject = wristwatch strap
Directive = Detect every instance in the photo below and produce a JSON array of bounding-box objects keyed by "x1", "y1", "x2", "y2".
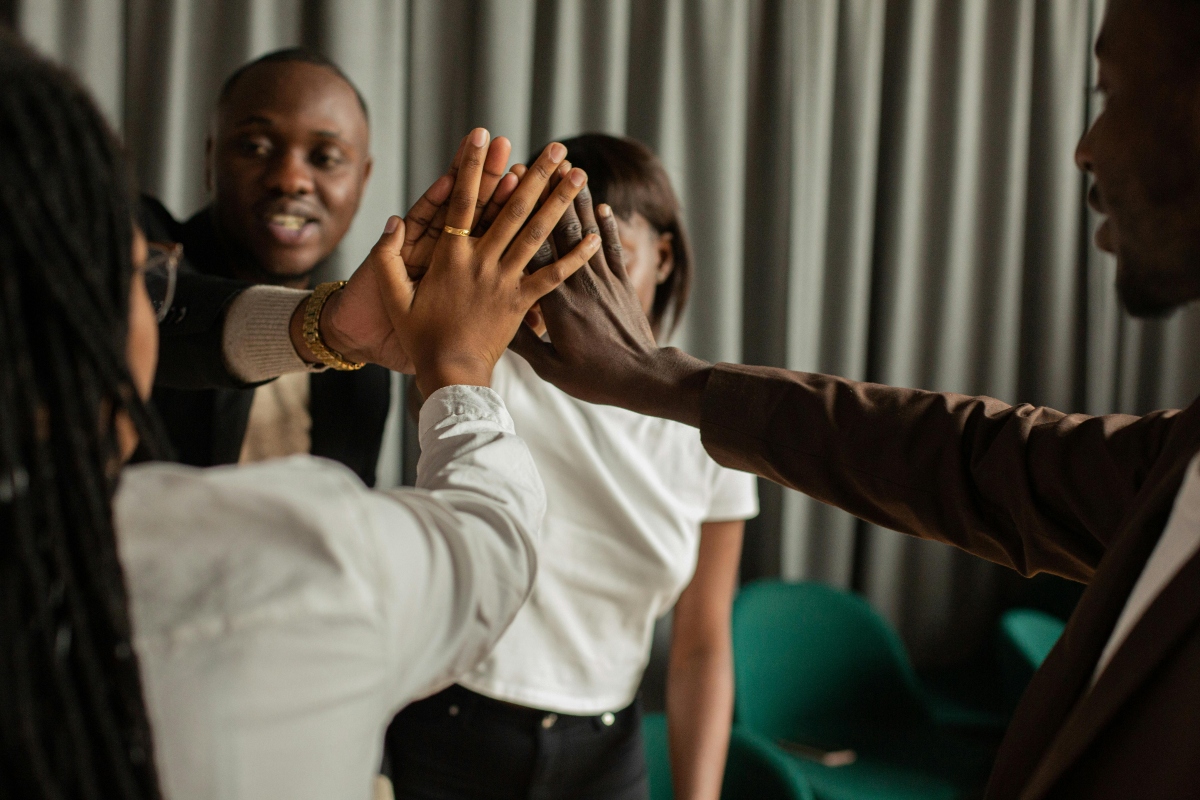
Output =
[{"x1": 302, "y1": 281, "x2": 365, "y2": 371}]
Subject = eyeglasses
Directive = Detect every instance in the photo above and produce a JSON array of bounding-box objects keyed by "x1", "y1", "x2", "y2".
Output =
[{"x1": 145, "y1": 242, "x2": 182, "y2": 323}]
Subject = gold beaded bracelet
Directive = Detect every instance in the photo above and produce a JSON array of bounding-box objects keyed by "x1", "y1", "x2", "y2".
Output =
[{"x1": 302, "y1": 281, "x2": 365, "y2": 371}]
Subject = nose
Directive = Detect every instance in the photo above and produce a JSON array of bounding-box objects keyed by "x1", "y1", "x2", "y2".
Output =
[
  {"x1": 1075, "y1": 122, "x2": 1095, "y2": 175},
  {"x1": 266, "y1": 148, "x2": 315, "y2": 196}
]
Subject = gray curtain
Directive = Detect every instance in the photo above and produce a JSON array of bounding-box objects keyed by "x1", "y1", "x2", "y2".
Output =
[{"x1": 12, "y1": 0, "x2": 1200, "y2": 668}]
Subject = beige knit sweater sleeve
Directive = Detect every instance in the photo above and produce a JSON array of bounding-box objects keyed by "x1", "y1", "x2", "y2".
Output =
[{"x1": 220, "y1": 286, "x2": 326, "y2": 383}]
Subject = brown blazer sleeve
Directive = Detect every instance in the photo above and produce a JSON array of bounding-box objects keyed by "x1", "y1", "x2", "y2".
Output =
[{"x1": 699, "y1": 363, "x2": 1180, "y2": 582}]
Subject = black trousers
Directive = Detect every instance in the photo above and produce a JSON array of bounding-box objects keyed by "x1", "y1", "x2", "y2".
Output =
[{"x1": 385, "y1": 684, "x2": 649, "y2": 800}]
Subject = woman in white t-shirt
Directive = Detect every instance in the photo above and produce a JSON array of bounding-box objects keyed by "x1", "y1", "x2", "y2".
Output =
[{"x1": 387, "y1": 135, "x2": 759, "y2": 800}]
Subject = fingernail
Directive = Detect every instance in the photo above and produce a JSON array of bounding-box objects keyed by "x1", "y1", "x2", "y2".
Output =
[
  {"x1": 384, "y1": 215, "x2": 400, "y2": 234},
  {"x1": 472, "y1": 127, "x2": 489, "y2": 147},
  {"x1": 549, "y1": 143, "x2": 567, "y2": 163},
  {"x1": 569, "y1": 169, "x2": 585, "y2": 187},
  {"x1": 585, "y1": 233, "x2": 600, "y2": 248},
  {"x1": 597, "y1": 203, "x2": 613, "y2": 219}
]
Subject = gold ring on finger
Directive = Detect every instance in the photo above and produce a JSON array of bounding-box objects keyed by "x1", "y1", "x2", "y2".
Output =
[{"x1": 443, "y1": 225, "x2": 471, "y2": 237}]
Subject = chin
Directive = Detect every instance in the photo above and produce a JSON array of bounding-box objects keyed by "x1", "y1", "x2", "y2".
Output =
[
  {"x1": 1118, "y1": 286, "x2": 1177, "y2": 318},
  {"x1": 1116, "y1": 254, "x2": 1188, "y2": 319},
  {"x1": 257, "y1": 250, "x2": 323, "y2": 282}
]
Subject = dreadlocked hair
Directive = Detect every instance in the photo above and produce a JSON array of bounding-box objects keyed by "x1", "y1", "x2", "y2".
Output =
[{"x1": 0, "y1": 31, "x2": 166, "y2": 800}]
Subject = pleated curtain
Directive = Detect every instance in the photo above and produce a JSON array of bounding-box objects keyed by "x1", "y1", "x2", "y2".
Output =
[{"x1": 12, "y1": 0, "x2": 1200, "y2": 666}]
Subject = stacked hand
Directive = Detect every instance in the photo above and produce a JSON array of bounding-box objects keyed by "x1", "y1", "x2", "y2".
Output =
[
  {"x1": 510, "y1": 185, "x2": 712, "y2": 428},
  {"x1": 309, "y1": 127, "x2": 707, "y2": 425},
  {"x1": 314, "y1": 128, "x2": 599, "y2": 397}
]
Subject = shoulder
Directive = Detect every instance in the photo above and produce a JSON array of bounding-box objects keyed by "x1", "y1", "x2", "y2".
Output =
[
  {"x1": 706, "y1": 463, "x2": 760, "y2": 521},
  {"x1": 137, "y1": 195, "x2": 183, "y2": 242},
  {"x1": 115, "y1": 457, "x2": 371, "y2": 538},
  {"x1": 115, "y1": 458, "x2": 399, "y2": 636}
]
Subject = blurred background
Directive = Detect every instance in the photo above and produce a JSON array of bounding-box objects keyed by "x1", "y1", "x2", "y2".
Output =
[{"x1": 5, "y1": 0, "x2": 1198, "y2": 694}]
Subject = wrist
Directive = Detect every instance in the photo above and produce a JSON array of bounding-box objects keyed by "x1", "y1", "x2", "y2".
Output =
[
  {"x1": 289, "y1": 296, "x2": 319, "y2": 364},
  {"x1": 318, "y1": 289, "x2": 369, "y2": 363},
  {"x1": 635, "y1": 348, "x2": 711, "y2": 428},
  {"x1": 414, "y1": 353, "x2": 494, "y2": 398}
]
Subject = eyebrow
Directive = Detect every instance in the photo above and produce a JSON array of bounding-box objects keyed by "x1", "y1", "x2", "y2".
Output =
[
  {"x1": 231, "y1": 115, "x2": 348, "y2": 142},
  {"x1": 234, "y1": 115, "x2": 274, "y2": 128}
]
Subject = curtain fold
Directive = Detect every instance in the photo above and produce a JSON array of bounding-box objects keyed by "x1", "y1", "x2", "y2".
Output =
[{"x1": 14, "y1": 0, "x2": 1200, "y2": 666}]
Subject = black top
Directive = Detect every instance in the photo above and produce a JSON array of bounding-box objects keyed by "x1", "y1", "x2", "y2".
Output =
[{"x1": 141, "y1": 196, "x2": 391, "y2": 486}]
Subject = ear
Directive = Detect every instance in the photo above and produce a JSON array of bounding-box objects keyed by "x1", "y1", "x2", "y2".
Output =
[
  {"x1": 654, "y1": 231, "x2": 675, "y2": 284},
  {"x1": 204, "y1": 134, "x2": 214, "y2": 194},
  {"x1": 361, "y1": 154, "x2": 374, "y2": 189}
]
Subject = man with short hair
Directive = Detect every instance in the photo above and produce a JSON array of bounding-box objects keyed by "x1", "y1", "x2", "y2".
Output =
[
  {"x1": 144, "y1": 48, "x2": 390, "y2": 483},
  {"x1": 513, "y1": 0, "x2": 1200, "y2": 796}
]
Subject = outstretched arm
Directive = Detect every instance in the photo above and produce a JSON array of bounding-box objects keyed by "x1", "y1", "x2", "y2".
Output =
[
  {"x1": 510, "y1": 194, "x2": 711, "y2": 426},
  {"x1": 510, "y1": 198, "x2": 1180, "y2": 582}
]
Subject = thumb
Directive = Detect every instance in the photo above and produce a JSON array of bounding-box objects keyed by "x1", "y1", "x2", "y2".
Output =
[
  {"x1": 369, "y1": 215, "x2": 415, "y2": 325},
  {"x1": 375, "y1": 213, "x2": 405, "y2": 259}
]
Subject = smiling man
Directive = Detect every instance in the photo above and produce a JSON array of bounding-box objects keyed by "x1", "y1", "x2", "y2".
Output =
[
  {"x1": 208, "y1": 50, "x2": 371, "y2": 285},
  {"x1": 143, "y1": 49, "x2": 391, "y2": 483}
]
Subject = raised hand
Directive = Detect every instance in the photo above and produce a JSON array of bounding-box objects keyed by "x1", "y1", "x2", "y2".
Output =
[
  {"x1": 370, "y1": 130, "x2": 600, "y2": 397},
  {"x1": 313, "y1": 132, "x2": 520, "y2": 374},
  {"x1": 400, "y1": 133, "x2": 516, "y2": 279},
  {"x1": 510, "y1": 197, "x2": 711, "y2": 427}
]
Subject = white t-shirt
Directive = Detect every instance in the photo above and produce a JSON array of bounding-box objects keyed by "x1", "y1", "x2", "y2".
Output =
[{"x1": 459, "y1": 352, "x2": 759, "y2": 714}]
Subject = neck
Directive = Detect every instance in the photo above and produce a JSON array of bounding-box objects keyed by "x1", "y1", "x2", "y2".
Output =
[{"x1": 229, "y1": 265, "x2": 314, "y2": 290}]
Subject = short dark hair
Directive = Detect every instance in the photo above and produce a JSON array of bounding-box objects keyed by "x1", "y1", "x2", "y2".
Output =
[
  {"x1": 555, "y1": 134, "x2": 693, "y2": 336},
  {"x1": 218, "y1": 47, "x2": 368, "y2": 122}
]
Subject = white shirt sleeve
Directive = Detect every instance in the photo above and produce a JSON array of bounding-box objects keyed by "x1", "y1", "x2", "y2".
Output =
[
  {"x1": 367, "y1": 384, "x2": 545, "y2": 702},
  {"x1": 705, "y1": 465, "x2": 760, "y2": 522},
  {"x1": 115, "y1": 384, "x2": 544, "y2": 800}
]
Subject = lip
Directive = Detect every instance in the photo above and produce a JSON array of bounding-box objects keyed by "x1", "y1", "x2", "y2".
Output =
[{"x1": 261, "y1": 211, "x2": 319, "y2": 246}]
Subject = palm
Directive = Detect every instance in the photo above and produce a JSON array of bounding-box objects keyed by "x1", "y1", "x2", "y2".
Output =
[{"x1": 327, "y1": 249, "x2": 414, "y2": 373}]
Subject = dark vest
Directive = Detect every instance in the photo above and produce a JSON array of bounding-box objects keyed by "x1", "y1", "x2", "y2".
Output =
[{"x1": 141, "y1": 196, "x2": 391, "y2": 486}]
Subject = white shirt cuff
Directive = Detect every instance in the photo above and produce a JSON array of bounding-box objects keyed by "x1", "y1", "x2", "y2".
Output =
[
  {"x1": 222, "y1": 286, "x2": 326, "y2": 383},
  {"x1": 418, "y1": 386, "x2": 514, "y2": 451}
]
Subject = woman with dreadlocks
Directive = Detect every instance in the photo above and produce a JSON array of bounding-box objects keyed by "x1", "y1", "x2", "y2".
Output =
[{"x1": 0, "y1": 32, "x2": 600, "y2": 800}]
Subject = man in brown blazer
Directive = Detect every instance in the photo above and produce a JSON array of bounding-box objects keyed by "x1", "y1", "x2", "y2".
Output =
[{"x1": 510, "y1": 0, "x2": 1200, "y2": 796}]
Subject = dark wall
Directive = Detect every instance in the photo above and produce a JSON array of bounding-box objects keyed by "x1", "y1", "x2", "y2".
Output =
[{"x1": 0, "y1": 1, "x2": 15, "y2": 28}]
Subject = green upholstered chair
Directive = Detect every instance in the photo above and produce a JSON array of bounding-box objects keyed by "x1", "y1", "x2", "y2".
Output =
[
  {"x1": 997, "y1": 608, "x2": 1066, "y2": 711},
  {"x1": 723, "y1": 726, "x2": 817, "y2": 800},
  {"x1": 731, "y1": 580, "x2": 996, "y2": 800},
  {"x1": 642, "y1": 713, "x2": 814, "y2": 800}
]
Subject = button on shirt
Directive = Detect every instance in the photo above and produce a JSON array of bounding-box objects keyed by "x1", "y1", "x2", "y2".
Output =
[
  {"x1": 1092, "y1": 453, "x2": 1200, "y2": 686},
  {"x1": 114, "y1": 386, "x2": 543, "y2": 800},
  {"x1": 459, "y1": 353, "x2": 759, "y2": 715}
]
